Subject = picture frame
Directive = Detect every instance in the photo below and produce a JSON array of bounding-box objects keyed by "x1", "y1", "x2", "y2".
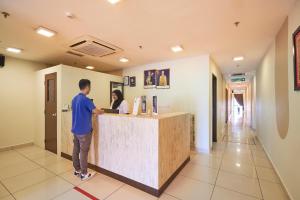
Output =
[
  {"x1": 156, "y1": 68, "x2": 170, "y2": 89},
  {"x1": 130, "y1": 76, "x2": 136, "y2": 87},
  {"x1": 293, "y1": 25, "x2": 300, "y2": 91},
  {"x1": 123, "y1": 76, "x2": 129, "y2": 86},
  {"x1": 144, "y1": 69, "x2": 157, "y2": 89}
]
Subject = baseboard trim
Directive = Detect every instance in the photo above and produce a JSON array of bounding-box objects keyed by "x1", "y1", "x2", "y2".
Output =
[
  {"x1": 256, "y1": 136, "x2": 294, "y2": 200},
  {"x1": 61, "y1": 152, "x2": 190, "y2": 197},
  {"x1": 0, "y1": 142, "x2": 34, "y2": 152}
]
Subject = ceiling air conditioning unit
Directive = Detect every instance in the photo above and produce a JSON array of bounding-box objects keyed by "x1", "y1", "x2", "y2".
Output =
[{"x1": 68, "y1": 35, "x2": 123, "y2": 57}]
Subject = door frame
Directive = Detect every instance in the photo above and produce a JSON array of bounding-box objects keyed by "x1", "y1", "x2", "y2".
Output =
[
  {"x1": 225, "y1": 88, "x2": 229, "y2": 124},
  {"x1": 212, "y1": 74, "x2": 217, "y2": 143},
  {"x1": 44, "y1": 72, "x2": 57, "y2": 154}
]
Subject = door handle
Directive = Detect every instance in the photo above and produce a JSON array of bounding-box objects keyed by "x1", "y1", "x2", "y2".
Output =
[{"x1": 52, "y1": 113, "x2": 57, "y2": 117}]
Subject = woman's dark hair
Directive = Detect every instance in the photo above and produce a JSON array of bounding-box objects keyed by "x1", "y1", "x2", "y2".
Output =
[
  {"x1": 112, "y1": 90, "x2": 124, "y2": 109},
  {"x1": 79, "y1": 79, "x2": 91, "y2": 90}
]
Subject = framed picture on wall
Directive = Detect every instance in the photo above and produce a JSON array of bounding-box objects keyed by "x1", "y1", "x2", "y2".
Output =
[
  {"x1": 144, "y1": 69, "x2": 157, "y2": 89},
  {"x1": 293, "y1": 26, "x2": 300, "y2": 91},
  {"x1": 130, "y1": 76, "x2": 136, "y2": 87},
  {"x1": 123, "y1": 76, "x2": 129, "y2": 86},
  {"x1": 156, "y1": 68, "x2": 170, "y2": 89}
]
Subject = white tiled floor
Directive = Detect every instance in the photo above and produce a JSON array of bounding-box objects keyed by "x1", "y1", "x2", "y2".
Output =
[{"x1": 0, "y1": 116, "x2": 290, "y2": 200}]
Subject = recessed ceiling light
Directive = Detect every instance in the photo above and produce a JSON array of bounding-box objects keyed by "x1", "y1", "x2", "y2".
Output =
[
  {"x1": 6, "y1": 47, "x2": 22, "y2": 53},
  {"x1": 171, "y1": 45, "x2": 183, "y2": 53},
  {"x1": 65, "y1": 12, "x2": 75, "y2": 19},
  {"x1": 107, "y1": 0, "x2": 121, "y2": 4},
  {"x1": 36, "y1": 27, "x2": 56, "y2": 37},
  {"x1": 233, "y1": 56, "x2": 244, "y2": 61},
  {"x1": 119, "y1": 57, "x2": 129, "y2": 63},
  {"x1": 235, "y1": 163, "x2": 241, "y2": 167},
  {"x1": 86, "y1": 66, "x2": 94, "y2": 70}
]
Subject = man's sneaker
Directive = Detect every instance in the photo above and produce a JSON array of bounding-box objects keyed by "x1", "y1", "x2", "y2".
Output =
[
  {"x1": 74, "y1": 170, "x2": 81, "y2": 177},
  {"x1": 80, "y1": 172, "x2": 95, "y2": 181}
]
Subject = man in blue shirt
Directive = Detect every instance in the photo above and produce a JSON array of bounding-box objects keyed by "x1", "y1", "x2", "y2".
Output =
[{"x1": 72, "y1": 79, "x2": 103, "y2": 180}]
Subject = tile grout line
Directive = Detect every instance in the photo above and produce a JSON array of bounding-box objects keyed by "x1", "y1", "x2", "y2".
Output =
[
  {"x1": 49, "y1": 172, "x2": 107, "y2": 200},
  {"x1": 217, "y1": 167, "x2": 258, "y2": 179},
  {"x1": 8, "y1": 148, "x2": 66, "y2": 195},
  {"x1": 178, "y1": 174, "x2": 215, "y2": 186},
  {"x1": 10, "y1": 146, "x2": 127, "y2": 200},
  {"x1": 102, "y1": 183, "x2": 126, "y2": 200},
  {"x1": 0, "y1": 164, "x2": 41, "y2": 181},
  {"x1": 215, "y1": 184, "x2": 262, "y2": 199},
  {"x1": 48, "y1": 187, "x2": 75, "y2": 200},
  {"x1": 163, "y1": 192, "x2": 184, "y2": 200},
  {"x1": 209, "y1": 140, "x2": 226, "y2": 200},
  {"x1": 0, "y1": 178, "x2": 16, "y2": 200},
  {"x1": 249, "y1": 131, "x2": 265, "y2": 200},
  {"x1": 12, "y1": 147, "x2": 87, "y2": 200},
  {"x1": 14, "y1": 147, "x2": 74, "y2": 176}
]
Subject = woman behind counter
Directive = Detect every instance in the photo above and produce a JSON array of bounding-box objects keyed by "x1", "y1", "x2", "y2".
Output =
[{"x1": 110, "y1": 90, "x2": 129, "y2": 114}]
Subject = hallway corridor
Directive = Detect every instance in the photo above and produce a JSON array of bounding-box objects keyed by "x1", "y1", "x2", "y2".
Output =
[{"x1": 205, "y1": 116, "x2": 290, "y2": 200}]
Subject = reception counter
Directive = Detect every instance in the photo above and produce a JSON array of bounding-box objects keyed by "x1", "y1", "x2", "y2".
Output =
[{"x1": 61, "y1": 112, "x2": 190, "y2": 196}]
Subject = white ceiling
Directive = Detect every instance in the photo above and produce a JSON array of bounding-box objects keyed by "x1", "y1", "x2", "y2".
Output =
[{"x1": 0, "y1": 0, "x2": 295, "y2": 73}]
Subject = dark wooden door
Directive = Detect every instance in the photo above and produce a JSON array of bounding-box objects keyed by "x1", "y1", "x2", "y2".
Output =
[
  {"x1": 45, "y1": 73, "x2": 57, "y2": 154},
  {"x1": 225, "y1": 88, "x2": 229, "y2": 123},
  {"x1": 212, "y1": 74, "x2": 217, "y2": 143}
]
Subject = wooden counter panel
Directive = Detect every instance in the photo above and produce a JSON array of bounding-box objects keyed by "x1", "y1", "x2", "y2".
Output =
[{"x1": 158, "y1": 114, "x2": 190, "y2": 187}]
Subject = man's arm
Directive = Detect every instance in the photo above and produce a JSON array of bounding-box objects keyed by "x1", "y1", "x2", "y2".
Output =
[
  {"x1": 92, "y1": 108, "x2": 104, "y2": 115},
  {"x1": 85, "y1": 98, "x2": 104, "y2": 115}
]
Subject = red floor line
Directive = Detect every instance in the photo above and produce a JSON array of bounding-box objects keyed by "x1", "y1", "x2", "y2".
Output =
[{"x1": 74, "y1": 186, "x2": 100, "y2": 200}]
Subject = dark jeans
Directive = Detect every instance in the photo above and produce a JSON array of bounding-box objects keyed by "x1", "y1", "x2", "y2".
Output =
[{"x1": 72, "y1": 133, "x2": 92, "y2": 174}]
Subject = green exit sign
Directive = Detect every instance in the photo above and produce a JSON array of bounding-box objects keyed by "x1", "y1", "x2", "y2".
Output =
[{"x1": 231, "y1": 78, "x2": 246, "y2": 82}]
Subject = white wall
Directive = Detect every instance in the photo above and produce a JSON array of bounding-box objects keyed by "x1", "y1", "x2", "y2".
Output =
[
  {"x1": 123, "y1": 55, "x2": 214, "y2": 151},
  {"x1": 0, "y1": 57, "x2": 46, "y2": 149},
  {"x1": 35, "y1": 65, "x2": 122, "y2": 155},
  {"x1": 256, "y1": 2, "x2": 300, "y2": 199}
]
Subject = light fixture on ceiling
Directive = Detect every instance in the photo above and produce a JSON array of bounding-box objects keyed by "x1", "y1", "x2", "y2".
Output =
[
  {"x1": 65, "y1": 12, "x2": 75, "y2": 19},
  {"x1": 119, "y1": 57, "x2": 129, "y2": 63},
  {"x1": 1, "y1": 11, "x2": 10, "y2": 19},
  {"x1": 107, "y1": 0, "x2": 121, "y2": 4},
  {"x1": 86, "y1": 66, "x2": 95, "y2": 70},
  {"x1": 235, "y1": 163, "x2": 241, "y2": 167},
  {"x1": 36, "y1": 27, "x2": 56, "y2": 37},
  {"x1": 6, "y1": 47, "x2": 22, "y2": 53},
  {"x1": 233, "y1": 56, "x2": 244, "y2": 61},
  {"x1": 234, "y1": 21, "x2": 240, "y2": 27},
  {"x1": 171, "y1": 45, "x2": 183, "y2": 53}
]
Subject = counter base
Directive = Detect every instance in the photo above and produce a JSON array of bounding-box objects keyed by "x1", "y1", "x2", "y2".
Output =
[{"x1": 61, "y1": 152, "x2": 190, "y2": 197}]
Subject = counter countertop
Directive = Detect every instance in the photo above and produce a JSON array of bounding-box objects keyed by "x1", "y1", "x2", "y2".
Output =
[{"x1": 99, "y1": 112, "x2": 188, "y2": 119}]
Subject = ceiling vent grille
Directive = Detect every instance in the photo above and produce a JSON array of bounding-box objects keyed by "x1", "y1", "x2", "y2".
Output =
[
  {"x1": 68, "y1": 35, "x2": 122, "y2": 57},
  {"x1": 66, "y1": 51, "x2": 84, "y2": 57}
]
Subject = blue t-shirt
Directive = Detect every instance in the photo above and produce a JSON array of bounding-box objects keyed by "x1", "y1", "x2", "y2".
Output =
[{"x1": 71, "y1": 93, "x2": 96, "y2": 135}]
